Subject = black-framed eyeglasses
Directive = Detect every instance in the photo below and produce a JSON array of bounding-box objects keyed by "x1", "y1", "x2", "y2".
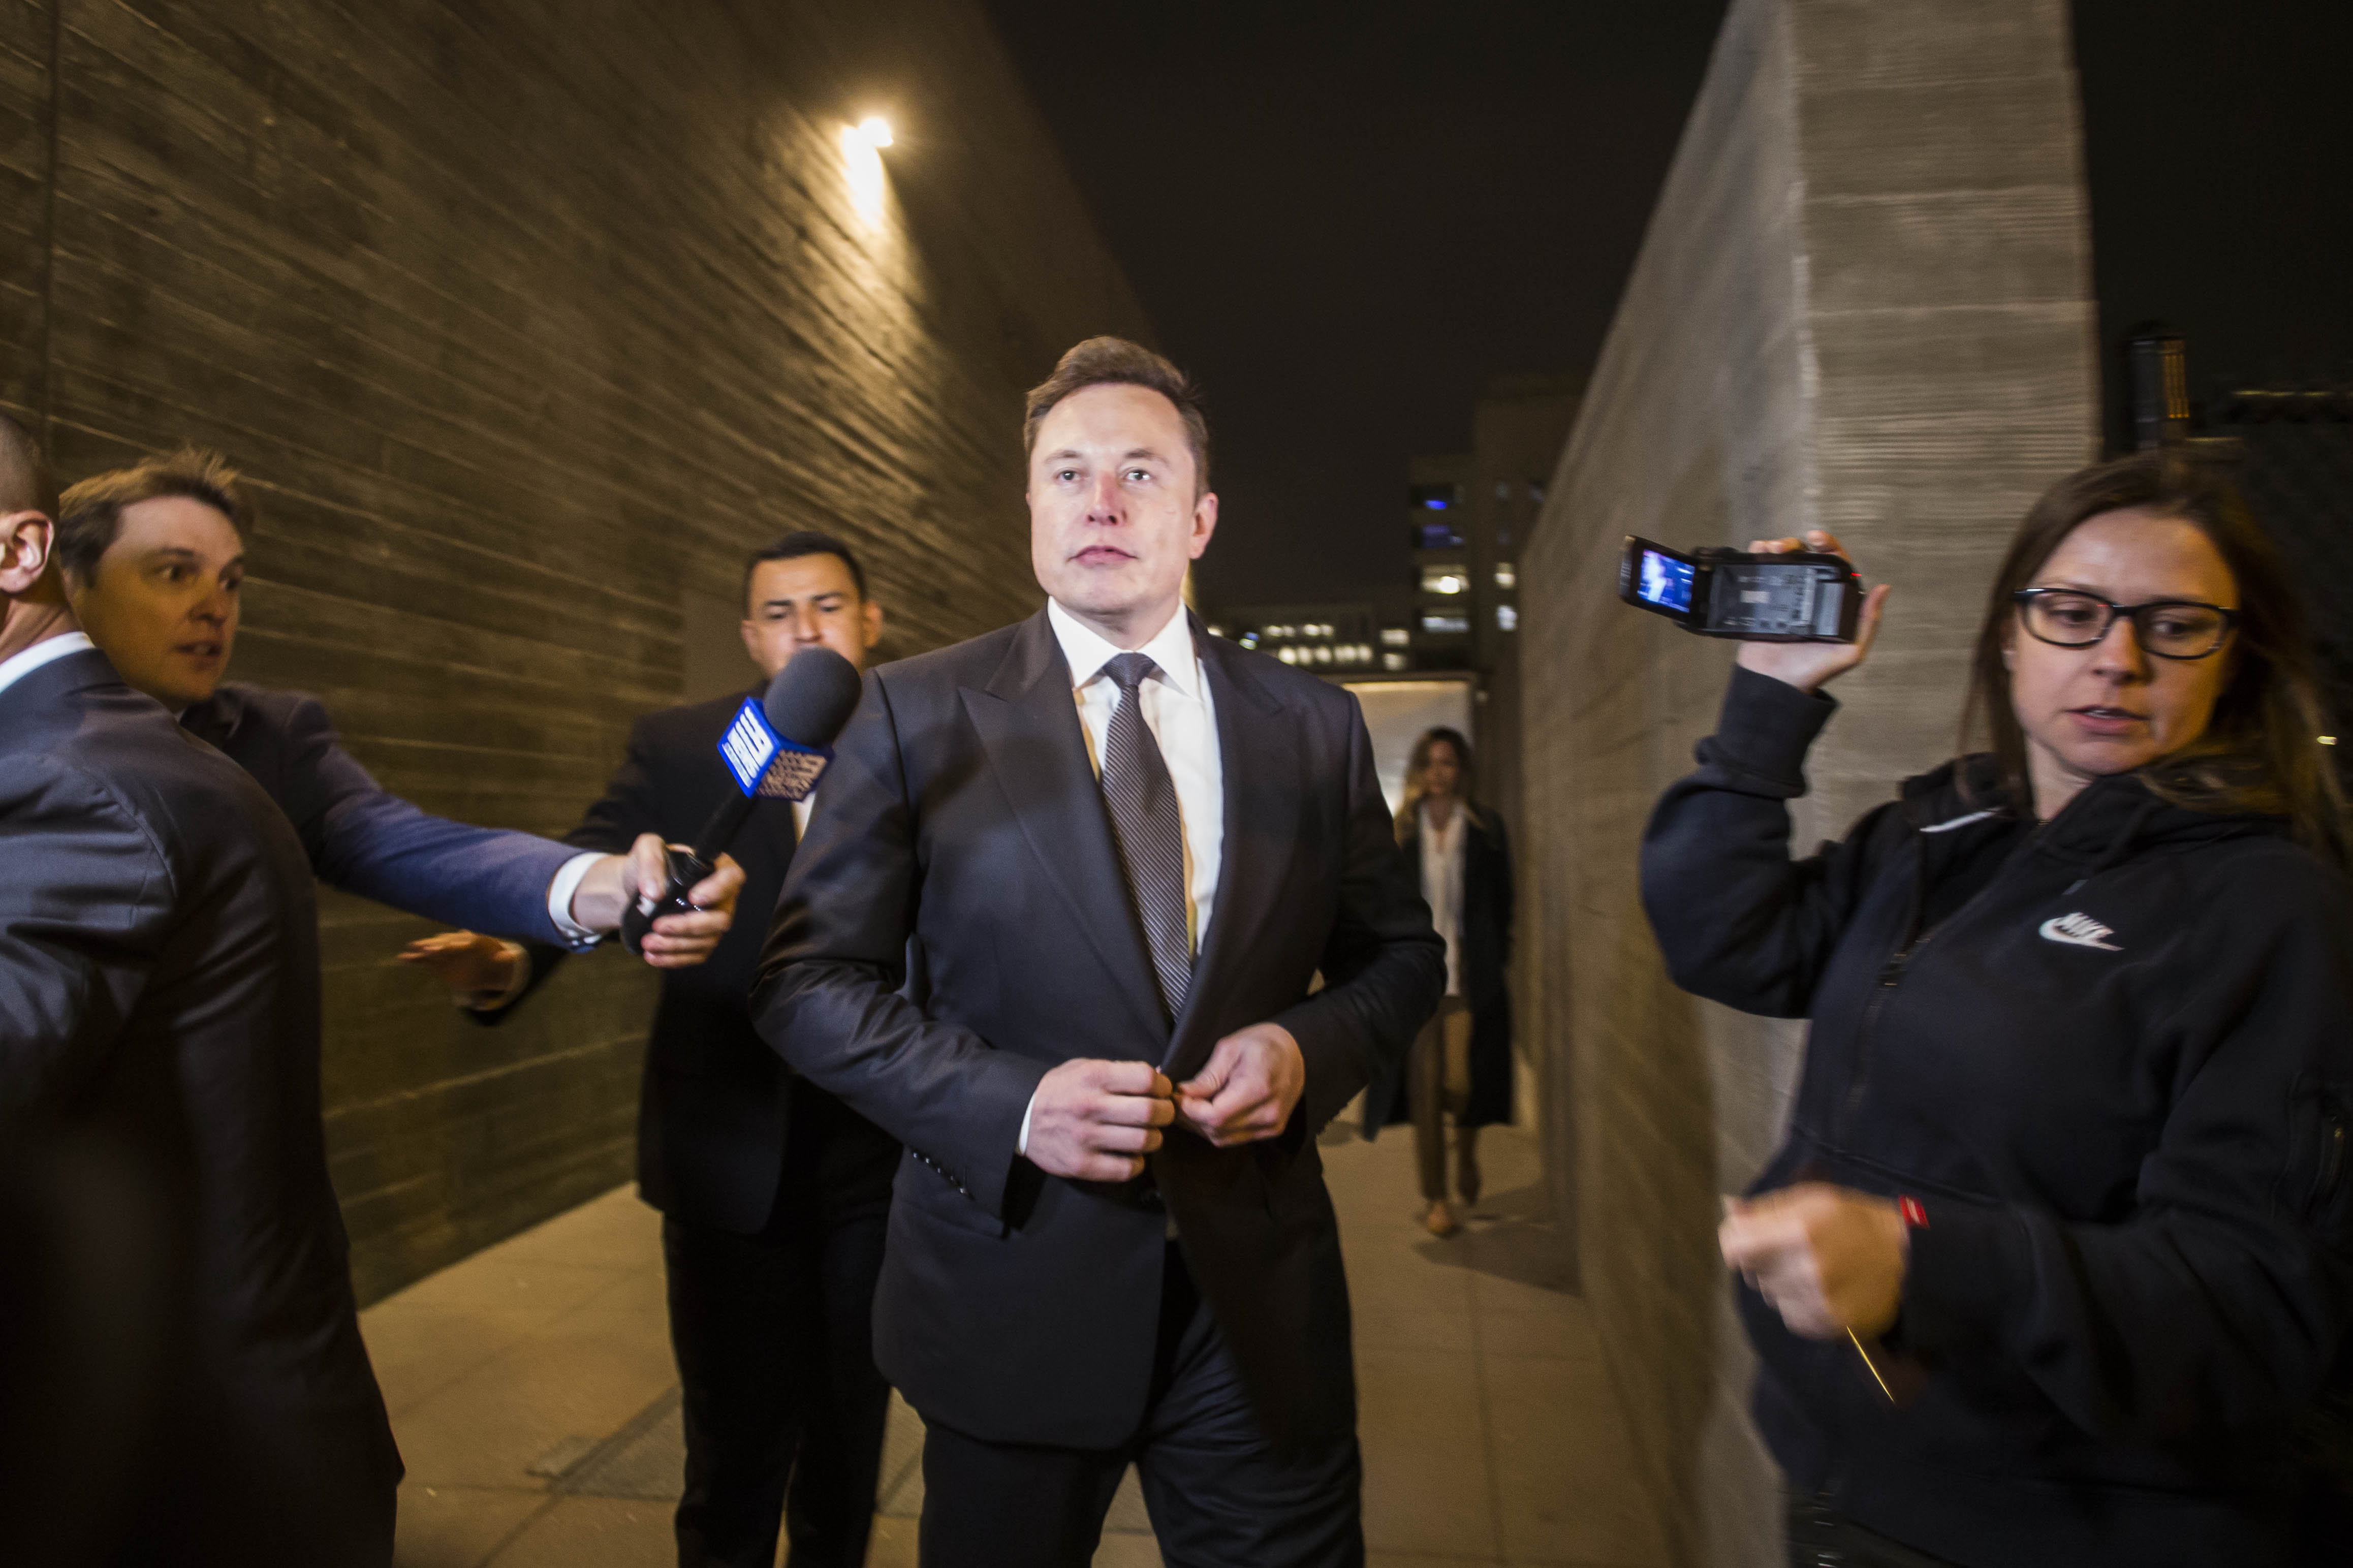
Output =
[{"x1": 2012, "y1": 588, "x2": 2238, "y2": 661}]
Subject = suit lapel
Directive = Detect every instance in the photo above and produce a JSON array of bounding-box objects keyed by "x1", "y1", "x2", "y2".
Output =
[
  {"x1": 960, "y1": 608, "x2": 1166, "y2": 1046},
  {"x1": 1162, "y1": 620, "x2": 1301, "y2": 1080}
]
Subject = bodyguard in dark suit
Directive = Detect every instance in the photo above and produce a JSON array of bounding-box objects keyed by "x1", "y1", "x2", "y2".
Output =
[
  {"x1": 56, "y1": 449, "x2": 741, "y2": 961},
  {"x1": 0, "y1": 420, "x2": 399, "y2": 1566},
  {"x1": 757, "y1": 340, "x2": 1444, "y2": 1566},
  {"x1": 410, "y1": 534, "x2": 898, "y2": 1568}
]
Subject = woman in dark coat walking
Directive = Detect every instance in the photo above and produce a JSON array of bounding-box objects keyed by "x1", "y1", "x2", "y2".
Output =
[{"x1": 1365, "y1": 727, "x2": 1513, "y2": 1236}]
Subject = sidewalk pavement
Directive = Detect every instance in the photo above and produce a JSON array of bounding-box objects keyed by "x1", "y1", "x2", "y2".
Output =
[{"x1": 363, "y1": 1120, "x2": 1669, "y2": 1566}]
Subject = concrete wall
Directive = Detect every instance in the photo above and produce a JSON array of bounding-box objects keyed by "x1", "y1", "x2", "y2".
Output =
[
  {"x1": 0, "y1": 0, "x2": 1148, "y2": 1303},
  {"x1": 1515, "y1": 1, "x2": 2097, "y2": 1559}
]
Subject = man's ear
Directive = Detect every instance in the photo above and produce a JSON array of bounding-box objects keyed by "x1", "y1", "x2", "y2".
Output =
[
  {"x1": 861, "y1": 598, "x2": 884, "y2": 650},
  {"x1": 1189, "y1": 490, "x2": 1219, "y2": 559},
  {"x1": 0, "y1": 511, "x2": 55, "y2": 595}
]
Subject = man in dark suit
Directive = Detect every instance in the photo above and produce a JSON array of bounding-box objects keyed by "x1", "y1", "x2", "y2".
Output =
[
  {"x1": 55, "y1": 448, "x2": 741, "y2": 961},
  {"x1": 756, "y1": 339, "x2": 1445, "y2": 1566},
  {"x1": 1, "y1": 412, "x2": 401, "y2": 1565},
  {"x1": 407, "y1": 532, "x2": 899, "y2": 1568}
]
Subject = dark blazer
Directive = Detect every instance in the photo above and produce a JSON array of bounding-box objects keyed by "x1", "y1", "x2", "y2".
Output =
[
  {"x1": 754, "y1": 608, "x2": 1445, "y2": 1450},
  {"x1": 181, "y1": 681, "x2": 580, "y2": 944},
  {"x1": 1368, "y1": 804, "x2": 1515, "y2": 1130},
  {"x1": 491, "y1": 689, "x2": 813, "y2": 1233},
  {"x1": 0, "y1": 649, "x2": 400, "y2": 1565}
]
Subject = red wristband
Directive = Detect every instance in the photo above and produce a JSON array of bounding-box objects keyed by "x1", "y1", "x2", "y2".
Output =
[{"x1": 1898, "y1": 1195, "x2": 1929, "y2": 1230}]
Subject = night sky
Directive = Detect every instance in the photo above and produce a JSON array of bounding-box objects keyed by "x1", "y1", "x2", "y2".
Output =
[{"x1": 980, "y1": 2, "x2": 1730, "y2": 613}]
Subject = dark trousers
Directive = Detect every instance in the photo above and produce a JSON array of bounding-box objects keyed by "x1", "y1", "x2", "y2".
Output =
[
  {"x1": 1786, "y1": 1494, "x2": 1962, "y2": 1568},
  {"x1": 916, "y1": 1243, "x2": 1363, "y2": 1568},
  {"x1": 665, "y1": 1088, "x2": 899, "y2": 1568}
]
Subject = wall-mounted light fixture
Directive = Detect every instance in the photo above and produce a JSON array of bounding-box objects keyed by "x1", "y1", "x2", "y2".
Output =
[{"x1": 841, "y1": 115, "x2": 895, "y2": 225}]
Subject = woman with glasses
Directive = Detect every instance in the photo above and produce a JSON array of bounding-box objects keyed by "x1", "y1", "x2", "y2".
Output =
[{"x1": 1641, "y1": 450, "x2": 2353, "y2": 1567}]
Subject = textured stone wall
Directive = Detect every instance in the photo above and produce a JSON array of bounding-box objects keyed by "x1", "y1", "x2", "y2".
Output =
[
  {"x1": 0, "y1": 0, "x2": 1147, "y2": 1302},
  {"x1": 1515, "y1": 1, "x2": 2096, "y2": 1559}
]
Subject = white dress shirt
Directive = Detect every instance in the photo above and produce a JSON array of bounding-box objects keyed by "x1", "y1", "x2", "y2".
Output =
[
  {"x1": 1419, "y1": 799, "x2": 1466, "y2": 997},
  {"x1": 1019, "y1": 599, "x2": 1226, "y2": 1156},
  {"x1": 0, "y1": 630, "x2": 95, "y2": 699}
]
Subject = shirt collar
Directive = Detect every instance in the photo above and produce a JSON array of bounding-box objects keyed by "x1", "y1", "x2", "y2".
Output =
[
  {"x1": 1046, "y1": 599, "x2": 1200, "y2": 701},
  {"x1": 0, "y1": 630, "x2": 95, "y2": 700}
]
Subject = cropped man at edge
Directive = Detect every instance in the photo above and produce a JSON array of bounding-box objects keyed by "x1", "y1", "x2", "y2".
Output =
[
  {"x1": 1, "y1": 411, "x2": 401, "y2": 1564},
  {"x1": 405, "y1": 534, "x2": 898, "y2": 1568},
  {"x1": 55, "y1": 448, "x2": 743, "y2": 967},
  {"x1": 756, "y1": 337, "x2": 1445, "y2": 1567}
]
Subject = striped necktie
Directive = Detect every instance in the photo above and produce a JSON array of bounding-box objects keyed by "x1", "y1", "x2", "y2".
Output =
[{"x1": 1099, "y1": 652, "x2": 1191, "y2": 1023}]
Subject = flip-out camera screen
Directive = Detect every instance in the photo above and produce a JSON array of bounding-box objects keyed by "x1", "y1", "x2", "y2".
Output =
[{"x1": 1638, "y1": 548, "x2": 1695, "y2": 613}]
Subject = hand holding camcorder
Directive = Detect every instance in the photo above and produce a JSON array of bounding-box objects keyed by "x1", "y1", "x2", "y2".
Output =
[{"x1": 1619, "y1": 536, "x2": 1864, "y2": 642}]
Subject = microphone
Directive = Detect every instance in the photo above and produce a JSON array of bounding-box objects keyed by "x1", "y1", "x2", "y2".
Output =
[{"x1": 619, "y1": 646, "x2": 865, "y2": 955}]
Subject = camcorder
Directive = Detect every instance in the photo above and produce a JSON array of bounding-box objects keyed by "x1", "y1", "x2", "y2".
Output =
[{"x1": 1617, "y1": 536, "x2": 1863, "y2": 643}]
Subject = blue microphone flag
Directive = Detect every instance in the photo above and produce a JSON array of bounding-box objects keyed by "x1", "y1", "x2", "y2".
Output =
[{"x1": 717, "y1": 697, "x2": 830, "y2": 801}]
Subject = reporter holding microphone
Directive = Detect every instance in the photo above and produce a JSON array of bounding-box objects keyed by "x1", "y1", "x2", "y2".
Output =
[{"x1": 1641, "y1": 451, "x2": 2353, "y2": 1567}]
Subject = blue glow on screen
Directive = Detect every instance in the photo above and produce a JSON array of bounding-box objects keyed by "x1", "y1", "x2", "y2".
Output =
[{"x1": 1639, "y1": 550, "x2": 1694, "y2": 613}]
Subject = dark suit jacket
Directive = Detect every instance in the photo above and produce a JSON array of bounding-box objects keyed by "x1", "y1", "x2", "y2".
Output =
[
  {"x1": 181, "y1": 682, "x2": 579, "y2": 944},
  {"x1": 754, "y1": 608, "x2": 1445, "y2": 1450},
  {"x1": 489, "y1": 689, "x2": 824, "y2": 1233},
  {"x1": 1369, "y1": 806, "x2": 1515, "y2": 1130},
  {"x1": 0, "y1": 649, "x2": 400, "y2": 1564}
]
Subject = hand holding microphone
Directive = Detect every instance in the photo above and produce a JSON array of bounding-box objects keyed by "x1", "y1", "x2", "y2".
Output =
[{"x1": 619, "y1": 646, "x2": 866, "y2": 956}]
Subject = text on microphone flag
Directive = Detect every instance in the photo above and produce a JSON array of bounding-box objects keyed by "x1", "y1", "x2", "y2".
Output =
[
  {"x1": 719, "y1": 699, "x2": 780, "y2": 795},
  {"x1": 718, "y1": 696, "x2": 833, "y2": 801},
  {"x1": 756, "y1": 743, "x2": 828, "y2": 801}
]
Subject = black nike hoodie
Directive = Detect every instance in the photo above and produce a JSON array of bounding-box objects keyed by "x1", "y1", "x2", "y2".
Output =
[{"x1": 1642, "y1": 666, "x2": 2353, "y2": 1567}]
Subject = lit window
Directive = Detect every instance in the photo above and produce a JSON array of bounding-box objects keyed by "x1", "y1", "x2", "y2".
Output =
[
  {"x1": 1382, "y1": 651, "x2": 1408, "y2": 671},
  {"x1": 1408, "y1": 482, "x2": 1458, "y2": 511},
  {"x1": 1313, "y1": 645, "x2": 1333, "y2": 665},
  {"x1": 1496, "y1": 604, "x2": 1518, "y2": 631},
  {"x1": 1379, "y1": 628, "x2": 1409, "y2": 647},
  {"x1": 1420, "y1": 567, "x2": 1467, "y2": 597},
  {"x1": 1277, "y1": 646, "x2": 1297, "y2": 665},
  {"x1": 1494, "y1": 563, "x2": 1516, "y2": 589},
  {"x1": 1421, "y1": 613, "x2": 1470, "y2": 636},
  {"x1": 1239, "y1": 634, "x2": 1258, "y2": 648},
  {"x1": 1207, "y1": 624, "x2": 1228, "y2": 639}
]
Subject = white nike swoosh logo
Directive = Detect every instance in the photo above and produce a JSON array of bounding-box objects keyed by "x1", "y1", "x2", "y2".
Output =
[{"x1": 2039, "y1": 917, "x2": 2121, "y2": 951}]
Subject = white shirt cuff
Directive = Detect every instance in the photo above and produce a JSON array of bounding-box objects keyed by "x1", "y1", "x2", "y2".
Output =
[
  {"x1": 546, "y1": 852, "x2": 607, "y2": 948},
  {"x1": 1017, "y1": 1085, "x2": 1041, "y2": 1158}
]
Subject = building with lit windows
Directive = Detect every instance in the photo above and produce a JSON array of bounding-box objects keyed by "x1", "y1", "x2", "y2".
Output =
[{"x1": 1208, "y1": 603, "x2": 1386, "y2": 673}]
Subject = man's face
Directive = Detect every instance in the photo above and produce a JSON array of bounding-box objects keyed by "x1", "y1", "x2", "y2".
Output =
[
  {"x1": 739, "y1": 552, "x2": 883, "y2": 680},
  {"x1": 70, "y1": 496, "x2": 244, "y2": 709},
  {"x1": 1028, "y1": 383, "x2": 1216, "y2": 642}
]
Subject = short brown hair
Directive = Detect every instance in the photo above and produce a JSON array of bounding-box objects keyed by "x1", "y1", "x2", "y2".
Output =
[
  {"x1": 1023, "y1": 337, "x2": 1210, "y2": 494},
  {"x1": 56, "y1": 448, "x2": 255, "y2": 586},
  {"x1": 0, "y1": 410, "x2": 54, "y2": 518},
  {"x1": 1961, "y1": 448, "x2": 2346, "y2": 867}
]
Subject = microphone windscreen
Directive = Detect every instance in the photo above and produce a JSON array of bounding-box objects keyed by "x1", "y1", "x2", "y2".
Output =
[{"x1": 762, "y1": 646, "x2": 864, "y2": 749}]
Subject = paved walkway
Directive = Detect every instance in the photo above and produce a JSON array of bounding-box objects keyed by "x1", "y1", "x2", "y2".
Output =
[{"x1": 363, "y1": 1121, "x2": 1668, "y2": 1566}]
